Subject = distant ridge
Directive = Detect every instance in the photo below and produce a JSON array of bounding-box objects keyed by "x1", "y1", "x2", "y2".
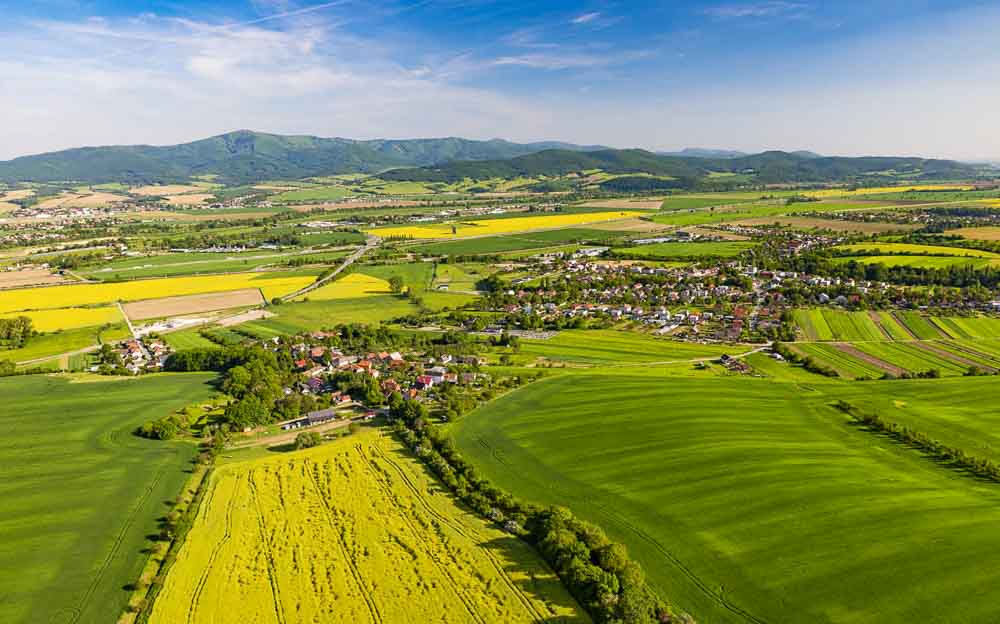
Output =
[
  {"x1": 0, "y1": 131, "x2": 985, "y2": 186},
  {"x1": 657, "y1": 148, "x2": 748, "y2": 159},
  {"x1": 381, "y1": 148, "x2": 981, "y2": 186},
  {"x1": 0, "y1": 131, "x2": 606, "y2": 185}
]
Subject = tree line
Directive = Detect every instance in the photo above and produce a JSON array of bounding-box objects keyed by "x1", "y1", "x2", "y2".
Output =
[
  {"x1": 835, "y1": 401, "x2": 1000, "y2": 483},
  {"x1": 0, "y1": 316, "x2": 34, "y2": 349},
  {"x1": 388, "y1": 397, "x2": 690, "y2": 624}
]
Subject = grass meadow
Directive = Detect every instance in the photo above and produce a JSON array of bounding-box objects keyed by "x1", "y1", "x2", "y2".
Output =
[
  {"x1": 411, "y1": 228, "x2": 625, "y2": 255},
  {"x1": 150, "y1": 431, "x2": 586, "y2": 624},
  {"x1": 452, "y1": 374, "x2": 1000, "y2": 624},
  {"x1": 611, "y1": 241, "x2": 756, "y2": 260},
  {"x1": 0, "y1": 373, "x2": 216, "y2": 624},
  {"x1": 517, "y1": 329, "x2": 743, "y2": 365}
]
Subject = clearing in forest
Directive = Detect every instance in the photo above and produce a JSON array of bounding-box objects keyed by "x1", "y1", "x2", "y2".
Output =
[{"x1": 149, "y1": 432, "x2": 586, "y2": 624}]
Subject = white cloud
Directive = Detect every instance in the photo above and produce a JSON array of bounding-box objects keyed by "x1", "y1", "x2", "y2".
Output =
[
  {"x1": 1, "y1": 3, "x2": 1000, "y2": 161},
  {"x1": 704, "y1": 2, "x2": 807, "y2": 19},
  {"x1": 571, "y1": 12, "x2": 601, "y2": 25}
]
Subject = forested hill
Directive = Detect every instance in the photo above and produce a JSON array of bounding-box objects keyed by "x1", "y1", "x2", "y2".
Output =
[
  {"x1": 0, "y1": 131, "x2": 607, "y2": 185},
  {"x1": 381, "y1": 148, "x2": 983, "y2": 185}
]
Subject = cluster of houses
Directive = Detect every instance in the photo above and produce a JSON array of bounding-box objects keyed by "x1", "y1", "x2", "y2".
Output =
[
  {"x1": 100, "y1": 337, "x2": 171, "y2": 374},
  {"x1": 274, "y1": 337, "x2": 489, "y2": 431}
]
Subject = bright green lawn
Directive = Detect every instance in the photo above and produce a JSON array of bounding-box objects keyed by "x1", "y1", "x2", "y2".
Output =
[
  {"x1": 453, "y1": 374, "x2": 1000, "y2": 624},
  {"x1": 0, "y1": 373, "x2": 216, "y2": 624}
]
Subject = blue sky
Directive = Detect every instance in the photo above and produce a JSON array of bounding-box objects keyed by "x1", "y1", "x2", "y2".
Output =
[{"x1": 1, "y1": 0, "x2": 999, "y2": 160}]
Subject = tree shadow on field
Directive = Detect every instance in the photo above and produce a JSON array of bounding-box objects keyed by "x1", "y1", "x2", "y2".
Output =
[
  {"x1": 480, "y1": 536, "x2": 591, "y2": 623},
  {"x1": 383, "y1": 442, "x2": 588, "y2": 622}
]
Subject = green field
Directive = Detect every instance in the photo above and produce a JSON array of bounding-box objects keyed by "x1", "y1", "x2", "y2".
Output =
[
  {"x1": 930, "y1": 316, "x2": 1000, "y2": 340},
  {"x1": 162, "y1": 327, "x2": 218, "y2": 350},
  {"x1": 852, "y1": 341, "x2": 968, "y2": 376},
  {"x1": 872, "y1": 311, "x2": 913, "y2": 340},
  {"x1": 836, "y1": 242, "x2": 1000, "y2": 258},
  {"x1": 896, "y1": 311, "x2": 946, "y2": 339},
  {"x1": 411, "y1": 228, "x2": 625, "y2": 255},
  {"x1": 243, "y1": 295, "x2": 419, "y2": 333},
  {"x1": 611, "y1": 241, "x2": 756, "y2": 260},
  {"x1": 452, "y1": 374, "x2": 1000, "y2": 624},
  {"x1": 788, "y1": 342, "x2": 886, "y2": 379},
  {"x1": 271, "y1": 185, "x2": 355, "y2": 202},
  {"x1": 2, "y1": 323, "x2": 131, "y2": 365},
  {"x1": 0, "y1": 373, "x2": 216, "y2": 624},
  {"x1": 832, "y1": 255, "x2": 997, "y2": 269},
  {"x1": 518, "y1": 329, "x2": 742, "y2": 365},
  {"x1": 648, "y1": 201, "x2": 878, "y2": 227},
  {"x1": 659, "y1": 197, "x2": 758, "y2": 211},
  {"x1": 794, "y1": 309, "x2": 885, "y2": 342}
]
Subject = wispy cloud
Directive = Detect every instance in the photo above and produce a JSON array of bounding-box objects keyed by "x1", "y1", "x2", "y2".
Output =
[
  {"x1": 571, "y1": 12, "x2": 601, "y2": 25},
  {"x1": 704, "y1": 2, "x2": 807, "y2": 20}
]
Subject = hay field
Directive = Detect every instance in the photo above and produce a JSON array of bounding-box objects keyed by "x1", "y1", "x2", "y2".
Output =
[
  {"x1": 0, "y1": 273, "x2": 313, "y2": 314},
  {"x1": 299, "y1": 273, "x2": 391, "y2": 301},
  {"x1": 131, "y1": 184, "x2": 203, "y2": 196},
  {"x1": 0, "y1": 189, "x2": 35, "y2": 201},
  {"x1": 123, "y1": 288, "x2": 264, "y2": 321},
  {"x1": 163, "y1": 193, "x2": 214, "y2": 206},
  {"x1": 149, "y1": 432, "x2": 585, "y2": 624},
  {"x1": 371, "y1": 211, "x2": 642, "y2": 240},
  {"x1": 0, "y1": 269, "x2": 69, "y2": 289},
  {"x1": 951, "y1": 226, "x2": 1000, "y2": 241},
  {"x1": 0, "y1": 305, "x2": 123, "y2": 332},
  {"x1": 36, "y1": 191, "x2": 128, "y2": 209}
]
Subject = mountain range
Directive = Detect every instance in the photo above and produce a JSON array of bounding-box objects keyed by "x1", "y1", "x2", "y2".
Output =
[
  {"x1": 0, "y1": 130, "x2": 986, "y2": 187},
  {"x1": 381, "y1": 148, "x2": 981, "y2": 186},
  {"x1": 0, "y1": 131, "x2": 606, "y2": 186}
]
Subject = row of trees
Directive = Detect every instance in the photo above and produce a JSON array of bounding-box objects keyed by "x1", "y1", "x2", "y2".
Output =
[
  {"x1": 388, "y1": 397, "x2": 685, "y2": 623},
  {"x1": 0, "y1": 316, "x2": 33, "y2": 348},
  {"x1": 837, "y1": 401, "x2": 1000, "y2": 482},
  {"x1": 772, "y1": 343, "x2": 839, "y2": 378}
]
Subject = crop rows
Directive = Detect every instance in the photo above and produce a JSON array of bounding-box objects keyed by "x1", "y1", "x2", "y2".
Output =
[{"x1": 150, "y1": 434, "x2": 583, "y2": 624}]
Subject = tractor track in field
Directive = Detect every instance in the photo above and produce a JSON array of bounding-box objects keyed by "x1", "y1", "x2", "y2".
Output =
[
  {"x1": 369, "y1": 441, "x2": 549, "y2": 623},
  {"x1": 470, "y1": 433, "x2": 771, "y2": 624},
  {"x1": 359, "y1": 446, "x2": 489, "y2": 624},
  {"x1": 68, "y1": 460, "x2": 170, "y2": 624},
  {"x1": 187, "y1": 473, "x2": 239, "y2": 624},
  {"x1": 247, "y1": 472, "x2": 287, "y2": 624},
  {"x1": 943, "y1": 341, "x2": 1000, "y2": 366},
  {"x1": 890, "y1": 312, "x2": 921, "y2": 340},
  {"x1": 911, "y1": 341, "x2": 997, "y2": 373},
  {"x1": 305, "y1": 461, "x2": 384, "y2": 624}
]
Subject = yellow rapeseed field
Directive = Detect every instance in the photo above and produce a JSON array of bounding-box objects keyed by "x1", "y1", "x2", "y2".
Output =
[
  {"x1": 803, "y1": 184, "x2": 975, "y2": 198},
  {"x1": 0, "y1": 273, "x2": 314, "y2": 315},
  {"x1": 0, "y1": 306, "x2": 123, "y2": 332},
  {"x1": 149, "y1": 432, "x2": 586, "y2": 624},
  {"x1": 297, "y1": 272, "x2": 390, "y2": 301},
  {"x1": 370, "y1": 210, "x2": 643, "y2": 240}
]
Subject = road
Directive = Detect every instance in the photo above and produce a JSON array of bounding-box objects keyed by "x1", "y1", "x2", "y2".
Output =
[{"x1": 280, "y1": 236, "x2": 380, "y2": 301}]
